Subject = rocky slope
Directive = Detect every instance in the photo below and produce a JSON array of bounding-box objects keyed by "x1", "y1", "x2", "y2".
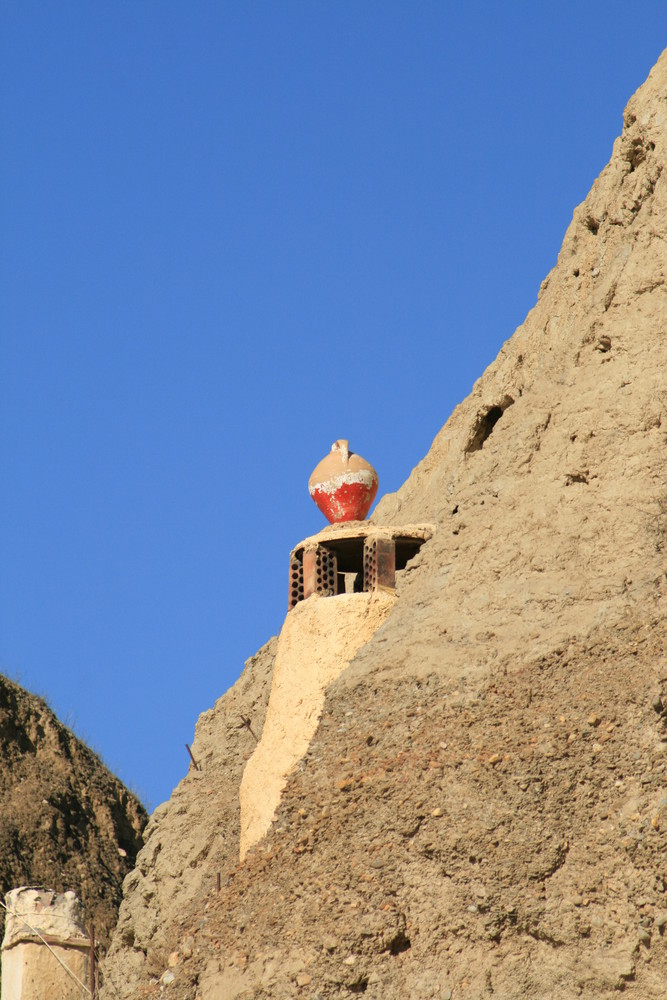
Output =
[
  {"x1": 102, "y1": 50, "x2": 667, "y2": 998},
  {"x1": 102, "y1": 640, "x2": 277, "y2": 996},
  {"x1": 0, "y1": 675, "x2": 146, "y2": 955}
]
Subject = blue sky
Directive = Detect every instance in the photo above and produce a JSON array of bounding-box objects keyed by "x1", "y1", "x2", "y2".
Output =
[{"x1": 1, "y1": 3, "x2": 665, "y2": 809}]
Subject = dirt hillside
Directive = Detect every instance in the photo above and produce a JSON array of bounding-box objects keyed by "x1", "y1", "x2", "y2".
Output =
[
  {"x1": 102, "y1": 50, "x2": 667, "y2": 999},
  {"x1": 0, "y1": 674, "x2": 147, "y2": 956}
]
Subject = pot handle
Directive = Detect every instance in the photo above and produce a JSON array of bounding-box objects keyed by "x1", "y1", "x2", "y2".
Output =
[{"x1": 332, "y1": 439, "x2": 349, "y2": 464}]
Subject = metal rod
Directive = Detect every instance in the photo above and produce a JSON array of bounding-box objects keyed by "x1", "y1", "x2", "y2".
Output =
[
  {"x1": 185, "y1": 744, "x2": 200, "y2": 771},
  {"x1": 89, "y1": 924, "x2": 96, "y2": 999},
  {"x1": 240, "y1": 716, "x2": 258, "y2": 742}
]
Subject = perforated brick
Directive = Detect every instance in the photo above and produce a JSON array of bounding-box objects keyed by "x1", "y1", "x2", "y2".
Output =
[
  {"x1": 363, "y1": 537, "x2": 396, "y2": 592},
  {"x1": 288, "y1": 554, "x2": 304, "y2": 610},
  {"x1": 303, "y1": 545, "x2": 338, "y2": 601}
]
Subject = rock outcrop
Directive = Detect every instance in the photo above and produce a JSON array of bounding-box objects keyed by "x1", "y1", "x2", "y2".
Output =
[
  {"x1": 102, "y1": 50, "x2": 667, "y2": 998},
  {"x1": 0, "y1": 675, "x2": 146, "y2": 963},
  {"x1": 102, "y1": 639, "x2": 277, "y2": 996}
]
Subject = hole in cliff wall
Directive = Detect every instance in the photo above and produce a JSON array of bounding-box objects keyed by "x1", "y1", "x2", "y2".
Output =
[
  {"x1": 623, "y1": 136, "x2": 649, "y2": 172},
  {"x1": 584, "y1": 215, "x2": 600, "y2": 234},
  {"x1": 465, "y1": 396, "x2": 515, "y2": 454},
  {"x1": 389, "y1": 929, "x2": 412, "y2": 955}
]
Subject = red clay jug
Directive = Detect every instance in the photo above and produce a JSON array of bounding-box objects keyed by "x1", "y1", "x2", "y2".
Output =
[{"x1": 308, "y1": 440, "x2": 379, "y2": 523}]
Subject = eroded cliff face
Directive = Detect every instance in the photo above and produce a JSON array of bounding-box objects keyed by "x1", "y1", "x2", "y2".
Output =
[
  {"x1": 102, "y1": 51, "x2": 667, "y2": 999},
  {"x1": 357, "y1": 50, "x2": 667, "y2": 694},
  {"x1": 0, "y1": 675, "x2": 146, "y2": 958},
  {"x1": 102, "y1": 639, "x2": 277, "y2": 997}
]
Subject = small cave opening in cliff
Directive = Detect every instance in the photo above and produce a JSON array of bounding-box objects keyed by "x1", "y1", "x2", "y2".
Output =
[
  {"x1": 465, "y1": 396, "x2": 515, "y2": 454},
  {"x1": 388, "y1": 928, "x2": 412, "y2": 955}
]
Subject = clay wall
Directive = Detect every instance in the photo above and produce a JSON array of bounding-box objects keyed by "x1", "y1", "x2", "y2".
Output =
[
  {"x1": 239, "y1": 590, "x2": 395, "y2": 859},
  {"x1": 1, "y1": 888, "x2": 90, "y2": 1000}
]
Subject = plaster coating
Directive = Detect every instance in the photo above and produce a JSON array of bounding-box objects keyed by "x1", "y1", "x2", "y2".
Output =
[
  {"x1": 1, "y1": 888, "x2": 90, "y2": 1000},
  {"x1": 239, "y1": 591, "x2": 395, "y2": 859}
]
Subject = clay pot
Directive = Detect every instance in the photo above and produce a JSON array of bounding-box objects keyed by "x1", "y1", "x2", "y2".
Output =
[{"x1": 308, "y1": 440, "x2": 379, "y2": 523}]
